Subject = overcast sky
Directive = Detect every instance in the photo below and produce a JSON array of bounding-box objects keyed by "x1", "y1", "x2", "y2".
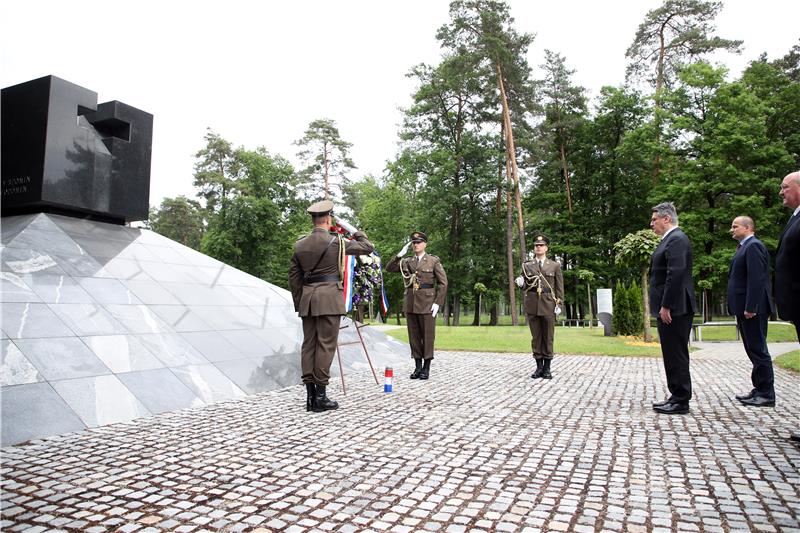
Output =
[{"x1": 2, "y1": 0, "x2": 798, "y2": 208}]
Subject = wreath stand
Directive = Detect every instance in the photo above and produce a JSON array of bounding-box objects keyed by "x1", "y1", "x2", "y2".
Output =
[{"x1": 335, "y1": 316, "x2": 380, "y2": 395}]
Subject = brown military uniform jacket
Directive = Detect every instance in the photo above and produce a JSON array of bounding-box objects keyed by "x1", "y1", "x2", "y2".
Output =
[
  {"x1": 521, "y1": 257, "x2": 564, "y2": 316},
  {"x1": 288, "y1": 228, "x2": 374, "y2": 316},
  {"x1": 386, "y1": 253, "x2": 448, "y2": 314}
]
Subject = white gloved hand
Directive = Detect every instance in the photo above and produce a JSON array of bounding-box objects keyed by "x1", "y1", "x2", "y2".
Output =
[
  {"x1": 554, "y1": 305, "x2": 562, "y2": 315},
  {"x1": 337, "y1": 218, "x2": 357, "y2": 234},
  {"x1": 397, "y1": 241, "x2": 411, "y2": 257},
  {"x1": 431, "y1": 303, "x2": 439, "y2": 317},
  {"x1": 515, "y1": 276, "x2": 524, "y2": 288}
]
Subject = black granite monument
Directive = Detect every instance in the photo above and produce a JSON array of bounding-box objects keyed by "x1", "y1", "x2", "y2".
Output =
[{"x1": 2, "y1": 75, "x2": 153, "y2": 224}]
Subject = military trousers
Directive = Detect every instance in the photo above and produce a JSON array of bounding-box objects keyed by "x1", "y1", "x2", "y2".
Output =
[
  {"x1": 528, "y1": 314, "x2": 556, "y2": 359},
  {"x1": 301, "y1": 315, "x2": 341, "y2": 386},
  {"x1": 406, "y1": 312, "x2": 436, "y2": 360}
]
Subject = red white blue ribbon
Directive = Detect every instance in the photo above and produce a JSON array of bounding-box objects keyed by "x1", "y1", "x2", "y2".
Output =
[{"x1": 343, "y1": 254, "x2": 356, "y2": 312}]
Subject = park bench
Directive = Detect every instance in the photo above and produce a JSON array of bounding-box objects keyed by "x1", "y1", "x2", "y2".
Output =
[
  {"x1": 691, "y1": 321, "x2": 739, "y2": 342},
  {"x1": 690, "y1": 320, "x2": 796, "y2": 342},
  {"x1": 558, "y1": 319, "x2": 598, "y2": 327}
]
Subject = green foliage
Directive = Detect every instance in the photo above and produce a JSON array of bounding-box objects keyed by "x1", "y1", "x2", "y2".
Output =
[
  {"x1": 294, "y1": 118, "x2": 355, "y2": 201},
  {"x1": 656, "y1": 61, "x2": 795, "y2": 298},
  {"x1": 625, "y1": 0, "x2": 742, "y2": 90},
  {"x1": 628, "y1": 281, "x2": 643, "y2": 330},
  {"x1": 193, "y1": 136, "x2": 305, "y2": 288},
  {"x1": 176, "y1": 12, "x2": 799, "y2": 329},
  {"x1": 614, "y1": 229, "x2": 660, "y2": 269},
  {"x1": 149, "y1": 196, "x2": 204, "y2": 250},
  {"x1": 612, "y1": 281, "x2": 643, "y2": 336},
  {"x1": 193, "y1": 129, "x2": 236, "y2": 214}
]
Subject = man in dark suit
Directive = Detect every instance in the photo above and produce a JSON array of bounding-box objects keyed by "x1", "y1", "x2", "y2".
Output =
[
  {"x1": 727, "y1": 216, "x2": 775, "y2": 407},
  {"x1": 288, "y1": 200, "x2": 374, "y2": 412},
  {"x1": 649, "y1": 202, "x2": 696, "y2": 415},
  {"x1": 776, "y1": 171, "x2": 800, "y2": 442}
]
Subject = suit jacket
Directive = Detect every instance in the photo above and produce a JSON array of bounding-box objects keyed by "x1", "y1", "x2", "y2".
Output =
[
  {"x1": 521, "y1": 258, "x2": 564, "y2": 316},
  {"x1": 288, "y1": 227, "x2": 374, "y2": 317},
  {"x1": 649, "y1": 227, "x2": 696, "y2": 317},
  {"x1": 386, "y1": 253, "x2": 448, "y2": 314},
  {"x1": 727, "y1": 236, "x2": 773, "y2": 316},
  {"x1": 775, "y1": 213, "x2": 800, "y2": 321}
]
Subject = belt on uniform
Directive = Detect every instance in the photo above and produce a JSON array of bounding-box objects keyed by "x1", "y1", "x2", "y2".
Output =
[
  {"x1": 305, "y1": 274, "x2": 339, "y2": 284},
  {"x1": 528, "y1": 288, "x2": 551, "y2": 293},
  {"x1": 418, "y1": 283, "x2": 434, "y2": 289}
]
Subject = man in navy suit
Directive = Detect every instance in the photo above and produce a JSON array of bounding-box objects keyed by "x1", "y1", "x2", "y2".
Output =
[
  {"x1": 776, "y1": 171, "x2": 800, "y2": 442},
  {"x1": 727, "y1": 216, "x2": 775, "y2": 407},
  {"x1": 649, "y1": 202, "x2": 696, "y2": 415}
]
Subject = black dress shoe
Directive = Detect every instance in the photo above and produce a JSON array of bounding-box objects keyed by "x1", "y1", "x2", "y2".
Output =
[
  {"x1": 735, "y1": 390, "x2": 756, "y2": 401},
  {"x1": 790, "y1": 431, "x2": 800, "y2": 443},
  {"x1": 652, "y1": 398, "x2": 673, "y2": 408},
  {"x1": 653, "y1": 402, "x2": 689, "y2": 414},
  {"x1": 739, "y1": 396, "x2": 775, "y2": 407}
]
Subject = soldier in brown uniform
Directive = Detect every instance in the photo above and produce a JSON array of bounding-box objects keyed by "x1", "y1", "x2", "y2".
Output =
[
  {"x1": 386, "y1": 231, "x2": 448, "y2": 380},
  {"x1": 516, "y1": 235, "x2": 564, "y2": 379},
  {"x1": 288, "y1": 200, "x2": 374, "y2": 412}
]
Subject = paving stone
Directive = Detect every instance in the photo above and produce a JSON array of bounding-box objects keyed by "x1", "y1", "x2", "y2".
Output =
[{"x1": 1, "y1": 349, "x2": 799, "y2": 531}]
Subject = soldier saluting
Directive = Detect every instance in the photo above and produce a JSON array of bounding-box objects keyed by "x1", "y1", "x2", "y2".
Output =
[
  {"x1": 288, "y1": 200, "x2": 374, "y2": 412},
  {"x1": 516, "y1": 234, "x2": 564, "y2": 379},
  {"x1": 386, "y1": 231, "x2": 448, "y2": 380}
]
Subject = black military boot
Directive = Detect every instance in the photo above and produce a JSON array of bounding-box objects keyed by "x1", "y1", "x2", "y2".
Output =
[
  {"x1": 531, "y1": 358, "x2": 544, "y2": 379},
  {"x1": 541, "y1": 358, "x2": 552, "y2": 379},
  {"x1": 313, "y1": 385, "x2": 339, "y2": 412},
  {"x1": 418, "y1": 359, "x2": 431, "y2": 380},
  {"x1": 305, "y1": 383, "x2": 316, "y2": 412},
  {"x1": 410, "y1": 358, "x2": 423, "y2": 379}
]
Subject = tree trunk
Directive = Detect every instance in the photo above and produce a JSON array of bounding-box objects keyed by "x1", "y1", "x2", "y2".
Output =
[
  {"x1": 703, "y1": 288, "x2": 713, "y2": 322},
  {"x1": 587, "y1": 283, "x2": 594, "y2": 330},
  {"x1": 323, "y1": 142, "x2": 331, "y2": 199},
  {"x1": 651, "y1": 23, "x2": 667, "y2": 185},
  {"x1": 489, "y1": 304, "x2": 498, "y2": 326},
  {"x1": 559, "y1": 142, "x2": 574, "y2": 223},
  {"x1": 506, "y1": 186, "x2": 519, "y2": 326},
  {"x1": 496, "y1": 62, "x2": 527, "y2": 260},
  {"x1": 641, "y1": 265, "x2": 653, "y2": 342},
  {"x1": 452, "y1": 295, "x2": 461, "y2": 326},
  {"x1": 472, "y1": 294, "x2": 480, "y2": 326},
  {"x1": 443, "y1": 300, "x2": 450, "y2": 327}
]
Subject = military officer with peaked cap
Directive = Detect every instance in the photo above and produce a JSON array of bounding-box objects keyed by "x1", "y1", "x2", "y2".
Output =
[
  {"x1": 516, "y1": 234, "x2": 564, "y2": 379},
  {"x1": 288, "y1": 200, "x2": 374, "y2": 412},
  {"x1": 386, "y1": 231, "x2": 448, "y2": 380}
]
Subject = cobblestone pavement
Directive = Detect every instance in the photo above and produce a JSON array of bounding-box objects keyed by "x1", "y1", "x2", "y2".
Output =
[{"x1": 2, "y1": 344, "x2": 799, "y2": 533}]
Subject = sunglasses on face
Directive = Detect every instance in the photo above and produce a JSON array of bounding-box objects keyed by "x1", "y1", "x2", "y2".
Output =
[{"x1": 534, "y1": 243, "x2": 546, "y2": 247}]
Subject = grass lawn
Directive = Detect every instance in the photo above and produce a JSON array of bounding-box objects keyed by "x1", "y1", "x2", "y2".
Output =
[
  {"x1": 386, "y1": 325, "x2": 666, "y2": 356},
  {"x1": 775, "y1": 350, "x2": 800, "y2": 372},
  {"x1": 695, "y1": 322, "x2": 798, "y2": 342},
  {"x1": 384, "y1": 324, "x2": 799, "y2": 357}
]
